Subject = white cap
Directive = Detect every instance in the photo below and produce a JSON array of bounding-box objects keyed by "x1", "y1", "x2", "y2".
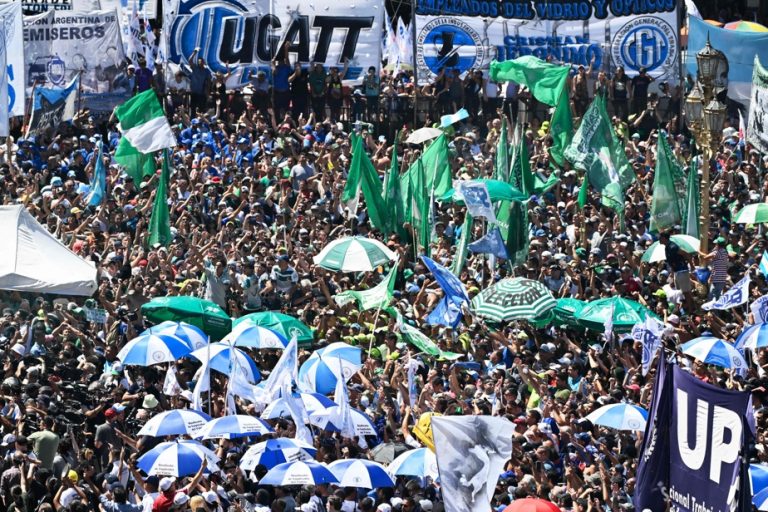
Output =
[
  {"x1": 10, "y1": 343, "x2": 25, "y2": 357},
  {"x1": 159, "y1": 476, "x2": 176, "y2": 491},
  {"x1": 203, "y1": 490, "x2": 218, "y2": 504},
  {"x1": 420, "y1": 500, "x2": 434, "y2": 511},
  {"x1": 173, "y1": 492, "x2": 189, "y2": 506}
]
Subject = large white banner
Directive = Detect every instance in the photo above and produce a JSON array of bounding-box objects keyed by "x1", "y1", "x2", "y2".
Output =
[
  {"x1": 414, "y1": 0, "x2": 679, "y2": 84},
  {"x1": 0, "y1": 2, "x2": 25, "y2": 118},
  {"x1": 20, "y1": 0, "x2": 102, "y2": 15},
  {"x1": 164, "y1": 0, "x2": 383, "y2": 86},
  {"x1": 747, "y1": 56, "x2": 768, "y2": 154},
  {"x1": 23, "y1": 9, "x2": 127, "y2": 110}
]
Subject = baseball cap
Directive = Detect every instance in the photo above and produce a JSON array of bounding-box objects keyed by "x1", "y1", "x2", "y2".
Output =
[
  {"x1": 112, "y1": 403, "x2": 126, "y2": 413},
  {"x1": 173, "y1": 493, "x2": 189, "y2": 506},
  {"x1": 142, "y1": 394, "x2": 159, "y2": 409},
  {"x1": 159, "y1": 476, "x2": 176, "y2": 492},
  {"x1": 420, "y1": 500, "x2": 433, "y2": 511},
  {"x1": 203, "y1": 491, "x2": 219, "y2": 504}
]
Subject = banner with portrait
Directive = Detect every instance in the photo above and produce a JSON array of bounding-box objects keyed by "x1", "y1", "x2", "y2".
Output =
[{"x1": 412, "y1": 0, "x2": 679, "y2": 85}]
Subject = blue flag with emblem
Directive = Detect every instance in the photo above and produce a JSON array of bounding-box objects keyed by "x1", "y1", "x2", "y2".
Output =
[
  {"x1": 468, "y1": 226, "x2": 508, "y2": 259},
  {"x1": 759, "y1": 251, "x2": 768, "y2": 279},
  {"x1": 86, "y1": 141, "x2": 107, "y2": 206},
  {"x1": 455, "y1": 181, "x2": 496, "y2": 222},
  {"x1": 702, "y1": 275, "x2": 751, "y2": 311},
  {"x1": 422, "y1": 256, "x2": 469, "y2": 328}
]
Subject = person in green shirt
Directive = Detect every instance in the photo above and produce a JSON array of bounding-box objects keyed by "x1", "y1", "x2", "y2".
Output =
[{"x1": 28, "y1": 416, "x2": 60, "y2": 471}]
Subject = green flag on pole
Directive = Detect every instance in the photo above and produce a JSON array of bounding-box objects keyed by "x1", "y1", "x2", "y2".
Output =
[
  {"x1": 577, "y1": 175, "x2": 589, "y2": 209},
  {"x1": 384, "y1": 133, "x2": 407, "y2": 239},
  {"x1": 414, "y1": 159, "x2": 432, "y2": 257},
  {"x1": 148, "y1": 149, "x2": 172, "y2": 247},
  {"x1": 683, "y1": 149, "x2": 700, "y2": 239},
  {"x1": 342, "y1": 135, "x2": 391, "y2": 233},
  {"x1": 649, "y1": 135, "x2": 684, "y2": 233},
  {"x1": 400, "y1": 133, "x2": 453, "y2": 203},
  {"x1": 495, "y1": 117, "x2": 510, "y2": 182},
  {"x1": 334, "y1": 262, "x2": 398, "y2": 311}
]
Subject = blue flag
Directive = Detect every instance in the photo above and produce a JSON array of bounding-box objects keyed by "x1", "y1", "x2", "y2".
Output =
[
  {"x1": 760, "y1": 251, "x2": 768, "y2": 279},
  {"x1": 702, "y1": 275, "x2": 751, "y2": 311},
  {"x1": 86, "y1": 141, "x2": 107, "y2": 206},
  {"x1": 422, "y1": 256, "x2": 469, "y2": 328},
  {"x1": 27, "y1": 75, "x2": 79, "y2": 138},
  {"x1": 468, "y1": 227, "x2": 508, "y2": 259}
]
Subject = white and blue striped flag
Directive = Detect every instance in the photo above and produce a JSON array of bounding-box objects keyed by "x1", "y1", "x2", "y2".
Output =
[
  {"x1": 702, "y1": 275, "x2": 751, "y2": 310},
  {"x1": 759, "y1": 250, "x2": 768, "y2": 279}
]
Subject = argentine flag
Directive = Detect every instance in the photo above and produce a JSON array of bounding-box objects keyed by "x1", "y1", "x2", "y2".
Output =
[{"x1": 759, "y1": 250, "x2": 768, "y2": 279}]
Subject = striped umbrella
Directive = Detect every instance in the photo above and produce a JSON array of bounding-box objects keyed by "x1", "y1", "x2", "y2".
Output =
[
  {"x1": 734, "y1": 203, "x2": 768, "y2": 224},
  {"x1": 240, "y1": 439, "x2": 317, "y2": 471},
  {"x1": 388, "y1": 448, "x2": 439, "y2": 479},
  {"x1": 260, "y1": 461, "x2": 339, "y2": 486},
  {"x1": 313, "y1": 236, "x2": 397, "y2": 272},
  {"x1": 116, "y1": 333, "x2": 192, "y2": 366},
  {"x1": 221, "y1": 323, "x2": 288, "y2": 349},
  {"x1": 641, "y1": 235, "x2": 701, "y2": 263},
  {"x1": 328, "y1": 459, "x2": 395, "y2": 488},
  {"x1": 195, "y1": 415, "x2": 274, "y2": 440},
  {"x1": 190, "y1": 342, "x2": 261, "y2": 383},
  {"x1": 298, "y1": 342, "x2": 362, "y2": 394},
  {"x1": 137, "y1": 409, "x2": 212, "y2": 437},
  {"x1": 471, "y1": 278, "x2": 556, "y2": 322},
  {"x1": 735, "y1": 324, "x2": 768, "y2": 351},
  {"x1": 143, "y1": 321, "x2": 208, "y2": 350},
  {"x1": 751, "y1": 464, "x2": 768, "y2": 496},
  {"x1": 137, "y1": 440, "x2": 220, "y2": 477},
  {"x1": 233, "y1": 312, "x2": 314, "y2": 345},
  {"x1": 575, "y1": 297, "x2": 657, "y2": 333},
  {"x1": 310, "y1": 407, "x2": 377, "y2": 436},
  {"x1": 585, "y1": 403, "x2": 648, "y2": 431},
  {"x1": 261, "y1": 392, "x2": 337, "y2": 419},
  {"x1": 755, "y1": 487, "x2": 768, "y2": 511},
  {"x1": 680, "y1": 337, "x2": 747, "y2": 370},
  {"x1": 724, "y1": 20, "x2": 768, "y2": 32}
]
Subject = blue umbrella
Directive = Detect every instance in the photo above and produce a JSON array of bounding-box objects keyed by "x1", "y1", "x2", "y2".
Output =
[
  {"x1": 751, "y1": 464, "x2": 768, "y2": 496},
  {"x1": 261, "y1": 392, "x2": 337, "y2": 419},
  {"x1": 116, "y1": 333, "x2": 192, "y2": 366},
  {"x1": 298, "y1": 342, "x2": 362, "y2": 394},
  {"x1": 144, "y1": 321, "x2": 209, "y2": 350},
  {"x1": 221, "y1": 323, "x2": 289, "y2": 349},
  {"x1": 328, "y1": 459, "x2": 395, "y2": 488},
  {"x1": 755, "y1": 486, "x2": 768, "y2": 510},
  {"x1": 137, "y1": 409, "x2": 212, "y2": 437},
  {"x1": 240, "y1": 439, "x2": 317, "y2": 470},
  {"x1": 310, "y1": 407, "x2": 377, "y2": 437},
  {"x1": 190, "y1": 342, "x2": 261, "y2": 383},
  {"x1": 680, "y1": 336, "x2": 748, "y2": 370},
  {"x1": 260, "y1": 461, "x2": 339, "y2": 486},
  {"x1": 736, "y1": 324, "x2": 768, "y2": 351},
  {"x1": 195, "y1": 415, "x2": 274, "y2": 440},
  {"x1": 137, "y1": 440, "x2": 220, "y2": 477},
  {"x1": 585, "y1": 403, "x2": 648, "y2": 431},
  {"x1": 387, "y1": 448, "x2": 438, "y2": 479}
]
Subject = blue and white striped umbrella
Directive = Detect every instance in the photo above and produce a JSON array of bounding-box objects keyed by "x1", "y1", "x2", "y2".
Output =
[
  {"x1": 137, "y1": 409, "x2": 212, "y2": 437},
  {"x1": 298, "y1": 342, "x2": 362, "y2": 394},
  {"x1": 190, "y1": 342, "x2": 261, "y2": 383},
  {"x1": 221, "y1": 323, "x2": 289, "y2": 350},
  {"x1": 680, "y1": 336, "x2": 748, "y2": 370},
  {"x1": 240, "y1": 439, "x2": 317, "y2": 471},
  {"x1": 736, "y1": 324, "x2": 768, "y2": 351},
  {"x1": 329, "y1": 459, "x2": 395, "y2": 488},
  {"x1": 751, "y1": 464, "x2": 768, "y2": 496},
  {"x1": 259, "y1": 461, "x2": 339, "y2": 486},
  {"x1": 195, "y1": 415, "x2": 274, "y2": 440},
  {"x1": 116, "y1": 333, "x2": 192, "y2": 366},
  {"x1": 137, "y1": 440, "x2": 220, "y2": 477},
  {"x1": 261, "y1": 392, "x2": 337, "y2": 420},
  {"x1": 755, "y1": 487, "x2": 768, "y2": 511},
  {"x1": 388, "y1": 448, "x2": 439, "y2": 479},
  {"x1": 310, "y1": 407, "x2": 377, "y2": 437},
  {"x1": 585, "y1": 403, "x2": 648, "y2": 431},
  {"x1": 144, "y1": 321, "x2": 209, "y2": 350}
]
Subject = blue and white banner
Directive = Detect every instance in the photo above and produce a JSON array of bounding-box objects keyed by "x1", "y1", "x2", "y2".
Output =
[
  {"x1": 422, "y1": 255, "x2": 469, "y2": 328},
  {"x1": 163, "y1": 0, "x2": 383, "y2": 87},
  {"x1": 0, "y1": 2, "x2": 26, "y2": 118},
  {"x1": 455, "y1": 181, "x2": 496, "y2": 222},
  {"x1": 26, "y1": 75, "x2": 78, "y2": 138},
  {"x1": 703, "y1": 275, "x2": 751, "y2": 311},
  {"x1": 751, "y1": 295, "x2": 768, "y2": 325},
  {"x1": 414, "y1": 0, "x2": 679, "y2": 85},
  {"x1": 468, "y1": 226, "x2": 508, "y2": 259},
  {"x1": 631, "y1": 316, "x2": 664, "y2": 376},
  {"x1": 687, "y1": 16, "x2": 768, "y2": 105}
]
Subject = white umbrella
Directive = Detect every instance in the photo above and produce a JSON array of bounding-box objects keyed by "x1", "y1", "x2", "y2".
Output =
[
  {"x1": 328, "y1": 459, "x2": 395, "y2": 488},
  {"x1": 137, "y1": 410, "x2": 212, "y2": 437},
  {"x1": 137, "y1": 440, "x2": 220, "y2": 477},
  {"x1": 405, "y1": 127, "x2": 443, "y2": 144},
  {"x1": 259, "y1": 461, "x2": 338, "y2": 486},
  {"x1": 310, "y1": 407, "x2": 376, "y2": 436},
  {"x1": 240, "y1": 439, "x2": 317, "y2": 471},
  {"x1": 261, "y1": 392, "x2": 337, "y2": 419},
  {"x1": 221, "y1": 323, "x2": 288, "y2": 350},
  {"x1": 195, "y1": 415, "x2": 275, "y2": 440},
  {"x1": 388, "y1": 448, "x2": 438, "y2": 479},
  {"x1": 312, "y1": 236, "x2": 397, "y2": 273}
]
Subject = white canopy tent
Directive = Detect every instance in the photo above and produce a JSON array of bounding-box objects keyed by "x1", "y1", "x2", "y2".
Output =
[{"x1": 0, "y1": 205, "x2": 97, "y2": 296}]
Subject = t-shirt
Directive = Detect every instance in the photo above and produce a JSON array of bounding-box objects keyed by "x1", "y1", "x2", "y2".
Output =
[
  {"x1": 27, "y1": 430, "x2": 59, "y2": 470},
  {"x1": 270, "y1": 265, "x2": 298, "y2": 293},
  {"x1": 631, "y1": 74, "x2": 653, "y2": 100},
  {"x1": 664, "y1": 241, "x2": 688, "y2": 272},
  {"x1": 274, "y1": 63, "x2": 292, "y2": 92}
]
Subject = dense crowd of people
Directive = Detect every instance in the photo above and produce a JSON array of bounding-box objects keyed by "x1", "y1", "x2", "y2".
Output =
[{"x1": 1, "y1": 27, "x2": 768, "y2": 512}]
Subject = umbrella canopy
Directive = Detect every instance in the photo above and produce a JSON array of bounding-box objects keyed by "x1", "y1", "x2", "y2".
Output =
[
  {"x1": 195, "y1": 415, "x2": 274, "y2": 440},
  {"x1": 137, "y1": 410, "x2": 212, "y2": 437},
  {"x1": 190, "y1": 342, "x2": 261, "y2": 383},
  {"x1": 585, "y1": 403, "x2": 648, "y2": 431},
  {"x1": 142, "y1": 296, "x2": 232, "y2": 340},
  {"x1": 261, "y1": 392, "x2": 337, "y2": 419},
  {"x1": 116, "y1": 333, "x2": 192, "y2": 366},
  {"x1": 313, "y1": 236, "x2": 397, "y2": 273},
  {"x1": 405, "y1": 127, "x2": 443, "y2": 144},
  {"x1": 751, "y1": 464, "x2": 768, "y2": 496},
  {"x1": 504, "y1": 499, "x2": 562, "y2": 512},
  {"x1": 221, "y1": 323, "x2": 288, "y2": 349},
  {"x1": 724, "y1": 20, "x2": 768, "y2": 32},
  {"x1": 137, "y1": 440, "x2": 220, "y2": 477},
  {"x1": 328, "y1": 459, "x2": 395, "y2": 488},
  {"x1": 736, "y1": 324, "x2": 768, "y2": 351},
  {"x1": 260, "y1": 461, "x2": 339, "y2": 486},
  {"x1": 388, "y1": 448, "x2": 439, "y2": 479},
  {"x1": 233, "y1": 311, "x2": 314, "y2": 346},
  {"x1": 471, "y1": 278, "x2": 557, "y2": 322},
  {"x1": 371, "y1": 442, "x2": 411, "y2": 464},
  {"x1": 143, "y1": 321, "x2": 209, "y2": 350},
  {"x1": 680, "y1": 336, "x2": 747, "y2": 370},
  {"x1": 755, "y1": 487, "x2": 768, "y2": 511},
  {"x1": 734, "y1": 203, "x2": 768, "y2": 224},
  {"x1": 240, "y1": 439, "x2": 317, "y2": 471},
  {"x1": 575, "y1": 297, "x2": 656, "y2": 333},
  {"x1": 641, "y1": 235, "x2": 701, "y2": 263},
  {"x1": 310, "y1": 407, "x2": 377, "y2": 436},
  {"x1": 298, "y1": 342, "x2": 363, "y2": 394},
  {"x1": 438, "y1": 179, "x2": 527, "y2": 203},
  {"x1": 552, "y1": 298, "x2": 586, "y2": 327}
]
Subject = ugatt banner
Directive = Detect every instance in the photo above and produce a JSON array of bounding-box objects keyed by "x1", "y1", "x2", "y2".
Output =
[
  {"x1": 163, "y1": 0, "x2": 384, "y2": 87},
  {"x1": 413, "y1": 0, "x2": 679, "y2": 84}
]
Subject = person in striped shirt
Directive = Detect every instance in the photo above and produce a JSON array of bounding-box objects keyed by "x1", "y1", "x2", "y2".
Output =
[{"x1": 700, "y1": 236, "x2": 730, "y2": 300}]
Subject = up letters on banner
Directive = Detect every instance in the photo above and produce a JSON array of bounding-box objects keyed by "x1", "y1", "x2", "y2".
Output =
[
  {"x1": 164, "y1": 0, "x2": 383, "y2": 86},
  {"x1": 413, "y1": 0, "x2": 678, "y2": 84}
]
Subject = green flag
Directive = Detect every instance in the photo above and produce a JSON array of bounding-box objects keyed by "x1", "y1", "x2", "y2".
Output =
[
  {"x1": 495, "y1": 117, "x2": 510, "y2": 182},
  {"x1": 649, "y1": 135, "x2": 684, "y2": 233},
  {"x1": 490, "y1": 57, "x2": 573, "y2": 165},
  {"x1": 334, "y1": 262, "x2": 398, "y2": 311},
  {"x1": 683, "y1": 150, "x2": 700, "y2": 238},
  {"x1": 400, "y1": 133, "x2": 452, "y2": 204},
  {"x1": 564, "y1": 94, "x2": 632, "y2": 215},
  {"x1": 510, "y1": 129, "x2": 558, "y2": 195},
  {"x1": 384, "y1": 132, "x2": 407, "y2": 239},
  {"x1": 115, "y1": 140, "x2": 157, "y2": 183},
  {"x1": 577, "y1": 176, "x2": 589, "y2": 209},
  {"x1": 414, "y1": 159, "x2": 432, "y2": 257},
  {"x1": 451, "y1": 213, "x2": 473, "y2": 276},
  {"x1": 396, "y1": 314, "x2": 461, "y2": 360},
  {"x1": 342, "y1": 135, "x2": 390, "y2": 232},
  {"x1": 148, "y1": 149, "x2": 172, "y2": 247}
]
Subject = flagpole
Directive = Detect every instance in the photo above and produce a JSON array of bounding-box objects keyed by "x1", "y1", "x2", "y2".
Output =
[
  {"x1": 206, "y1": 335, "x2": 212, "y2": 416},
  {"x1": 368, "y1": 305, "x2": 383, "y2": 355},
  {"x1": 410, "y1": 16, "x2": 418, "y2": 128},
  {"x1": 24, "y1": 80, "x2": 38, "y2": 136}
]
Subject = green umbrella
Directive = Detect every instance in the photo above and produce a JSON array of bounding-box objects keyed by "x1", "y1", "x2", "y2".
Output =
[
  {"x1": 575, "y1": 297, "x2": 658, "y2": 333},
  {"x1": 641, "y1": 235, "x2": 700, "y2": 263},
  {"x1": 733, "y1": 203, "x2": 768, "y2": 224},
  {"x1": 313, "y1": 236, "x2": 397, "y2": 272},
  {"x1": 233, "y1": 312, "x2": 314, "y2": 347},
  {"x1": 553, "y1": 298, "x2": 587, "y2": 327},
  {"x1": 141, "y1": 296, "x2": 231, "y2": 340},
  {"x1": 471, "y1": 278, "x2": 557, "y2": 322},
  {"x1": 438, "y1": 179, "x2": 527, "y2": 203}
]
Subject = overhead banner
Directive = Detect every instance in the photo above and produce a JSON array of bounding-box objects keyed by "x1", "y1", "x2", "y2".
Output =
[
  {"x1": 27, "y1": 75, "x2": 79, "y2": 138},
  {"x1": 23, "y1": 9, "x2": 128, "y2": 111},
  {"x1": 747, "y1": 56, "x2": 768, "y2": 154},
  {"x1": 0, "y1": 2, "x2": 26, "y2": 118},
  {"x1": 413, "y1": 0, "x2": 679, "y2": 84},
  {"x1": 20, "y1": 0, "x2": 102, "y2": 15},
  {"x1": 164, "y1": 0, "x2": 383, "y2": 87}
]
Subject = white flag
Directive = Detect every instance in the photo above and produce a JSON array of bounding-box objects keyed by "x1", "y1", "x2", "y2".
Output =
[
  {"x1": 191, "y1": 360, "x2": 210, "y2": 412},
  {"x1": 432, "y1": 416, "x2": 513, "y2": 512},
  {"x1": 281, "y1": 381, "x2": 314, "y2": 446},
  {"x1": 631, "y1": 317, "x2": 665, "y2": 376},
  {"x1": 751, "y1": 295, "x2": 768, "y2": 324},
  {"x1": 163, "y1": 365, "x2": 182, "y2": 396},
  {"x1": 255, "y1": 336, "x2": 297, "y2": 404},
  {"x1": 330, "y1": 363, "x2": 356, "y2": 440},
  {"x1": 454, "y1": 181, "x2": 496, "y2": 222},
  {"x1": 406, "y1": 357, "x2": 422, "y2": 409},
  {"x1": 604, "y1": 302, "x2": 615, "y2": 343},
  {"x1": 702, "y1": 275, "x2": 751, "y2": 311}
]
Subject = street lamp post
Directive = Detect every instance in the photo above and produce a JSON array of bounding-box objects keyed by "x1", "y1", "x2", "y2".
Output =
[{"x1": 683, "y1": 35, "x2": 728, "y2": 253}]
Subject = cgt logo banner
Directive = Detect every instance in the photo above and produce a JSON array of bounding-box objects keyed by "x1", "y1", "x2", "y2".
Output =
[
  {"x1": 413, "y1": 0, "x2": 678, "y2": 84},
  {"x1": 165, "y1": 0, "x2": 383, "y2": 87}
]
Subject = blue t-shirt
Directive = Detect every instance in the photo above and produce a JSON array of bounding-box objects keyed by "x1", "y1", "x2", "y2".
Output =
[{"x1": 274, "y1": 64, "x2": 291, "y2": 91}]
